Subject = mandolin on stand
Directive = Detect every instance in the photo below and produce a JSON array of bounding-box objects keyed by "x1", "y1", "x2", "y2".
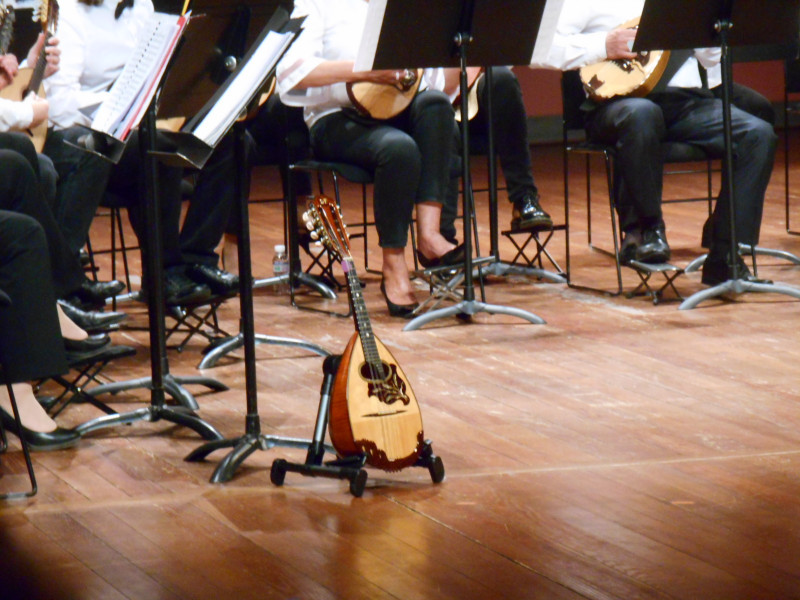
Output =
[{"x1": 304, "y1": 195, "x2": 427, "y2": 471}]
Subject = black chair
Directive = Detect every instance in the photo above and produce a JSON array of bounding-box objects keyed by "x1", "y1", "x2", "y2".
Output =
[
  {"x1": 561, "y1": 70, "x2": 715, "y2": 300},
  {"x1": 0, "y1": 289, "x2": 36, "y2": 499},
  {"x1": 784, "y1": 56, "x2": 800, "y2": 236}
]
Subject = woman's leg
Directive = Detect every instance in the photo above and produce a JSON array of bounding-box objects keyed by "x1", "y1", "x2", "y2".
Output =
[
  {"x1": 311, "y1": 113, "x2": 419, "y2": 305},
  {"x1": 0, "y1": 383, "x2": 57, "y2": 433},
  {"x1": 401, "y1": 91, "x2": 460, "y2": 259}
]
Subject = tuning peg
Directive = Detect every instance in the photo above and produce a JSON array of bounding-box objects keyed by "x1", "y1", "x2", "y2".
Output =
[
  {"x1": 305, "y1": 221, "x2": 315, "y2": 231},
  {"x1": 310, "y1": 231, "x2": 319, "y2": 240}
]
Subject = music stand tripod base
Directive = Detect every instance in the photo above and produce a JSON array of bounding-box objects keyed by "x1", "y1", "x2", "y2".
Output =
[
  {"x1": 403, "y1": 299, "x2": 546, "y2": 331},
  {"x1": 75, "y1": 403, "x2": 223, "y2": 441},
  {"x1": 254, "y1": 272, "x2": 338, "y2": 300},
  {"x1": 198, "y1": 332, "x2": 331, "y2": 369},
  {"x1": 678, "y1": 277, "x2": 800, "y2": 310}
]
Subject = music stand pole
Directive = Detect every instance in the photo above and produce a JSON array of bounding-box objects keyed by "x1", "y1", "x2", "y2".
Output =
[
  {"x1": 76, "y1": 99, "x2": 224, "y2": 440},
  {"x1": 673, "y1": 3, "x2": 800, "y2": 308},
  {"x1": 403, "y1": 1, "x2": 545, "y2": 331}
]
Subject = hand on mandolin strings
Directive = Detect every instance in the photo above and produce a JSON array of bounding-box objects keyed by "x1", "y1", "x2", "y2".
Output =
[
  {"x1": 27, "y1": 33, "x2": 61, "y2": 80},
  {"x1": 605, "y1": 27, "x2": 638, "y2": 61},
  {"x1": 356, "y1": 68, "x2": 415, "y2": 88}
]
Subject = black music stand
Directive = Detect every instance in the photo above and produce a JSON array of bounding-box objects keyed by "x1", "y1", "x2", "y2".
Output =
[
  {"x1": 73, "y1": 8, "x2": 273, "y2": 440},
  {"x1": 630, "y1": 0, "x2": 800, "y2": 310},
  {"x1": 156, "y1": 1, "x2": 331, "y2": 369},
  {"x1": 354, "y1": 0, "x2": 550, "y2": 331},
  {"x1": 176, "y1": 9, "x2": 338, "y2": 483}
]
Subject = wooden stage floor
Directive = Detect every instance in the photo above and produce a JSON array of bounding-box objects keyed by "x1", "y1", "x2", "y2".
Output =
[{"x1": 2, "y1": 142, "x2": 800, "y2": 599}]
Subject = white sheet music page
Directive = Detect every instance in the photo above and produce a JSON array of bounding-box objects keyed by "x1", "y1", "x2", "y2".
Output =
[
  {"x1": 189, "y1": 28, "x2": 296, "y2": 147},
  {"x1": 353, "y1": 0, "x2": 386, "y2": 72},
  {"x1": 91, "y1": 11, "x2": 188, "y2": 141},
  {"x1": 531, "y1": 0, "x2": 565, "y2": 64}
]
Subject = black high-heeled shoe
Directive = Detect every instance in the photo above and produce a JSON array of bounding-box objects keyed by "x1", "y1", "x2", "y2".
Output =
[
  {"x1": 380, "y1": 280, "x2": 419, "y2": 319},
  {"x1": 416, "y1": 243, "x2": 466, "y2": 269},
  {"x1": 0, "y1": 407, "x2": 80, "y2": 451}
]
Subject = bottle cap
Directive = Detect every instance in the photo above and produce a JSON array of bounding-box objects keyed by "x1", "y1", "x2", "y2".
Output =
[{"x1": 274, "y1": 244, "x2": 286, "y2": 253}]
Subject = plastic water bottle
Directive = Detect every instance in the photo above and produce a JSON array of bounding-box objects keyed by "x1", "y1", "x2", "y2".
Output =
[{"x1": 272, "y1": 244, "x2": 290, "y2": 294}]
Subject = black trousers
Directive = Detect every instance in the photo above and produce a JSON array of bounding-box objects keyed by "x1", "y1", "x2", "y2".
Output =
[
  {"x1": 585, "y1": 87, "x2": 778, "y2": 245},
  {"x1": 0, "y1": 144, "x2": 85, "y2": 299},
  {"x1": 46, "y1": 126, "x2": 238, "y2": 270},
  {"x1": 472, "y1": 66, "x2": 538, "y2": 204},
  {"x1": 309, "y1": 90, "x2": 459, "y2": 248},
  {"x1": 0, "y1": 210, "x2": 67, "y2": 383}
]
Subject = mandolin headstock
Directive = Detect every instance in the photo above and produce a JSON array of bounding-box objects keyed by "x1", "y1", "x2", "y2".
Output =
[{"x1": 303, "y1": 195, "x2": 353, "y2": 265}]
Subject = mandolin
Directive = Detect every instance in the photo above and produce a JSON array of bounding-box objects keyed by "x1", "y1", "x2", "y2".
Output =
[
  {"x1": 0, "y1": 4, "x2": 15, "y2": 56},
  {"x1": 346, "y1": 68, "x2": 422, "y2": 120},
  {"x1": 579, "y1": 17, "x2": 670, "y2": 103},
  {"x1": 0, "y1": 0, "x2": 58, "y2": 152},
  {"x1": 304, "y1": 195, "x2": 425, "y2": 471}
]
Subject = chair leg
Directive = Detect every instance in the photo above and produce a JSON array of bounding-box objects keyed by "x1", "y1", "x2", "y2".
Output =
[{"x1": 0, "y1": 381, "x2": 37, "y2": 499}]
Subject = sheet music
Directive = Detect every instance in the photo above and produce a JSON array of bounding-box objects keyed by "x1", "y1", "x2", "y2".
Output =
[
  {"x1": 354, "y1": 0, "x2": 386, "y2": 71},
  {"x1": 91, "y1": 11, "x2": 188, "y2": 141},
  {"x1": 187, "y1": 28, "x2": 296, "y2": 147},
  {"x1": 531, "y1": 0, "x2": 565, "y2": 64}
]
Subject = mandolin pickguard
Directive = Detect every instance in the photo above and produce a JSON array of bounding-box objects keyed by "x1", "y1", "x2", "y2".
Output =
[{"x1": 360, "y1": 361, "x2": 411, "y2": 407}]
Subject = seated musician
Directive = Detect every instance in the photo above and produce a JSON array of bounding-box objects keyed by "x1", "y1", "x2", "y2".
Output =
[
  {"x1": 536, "y1": 0, "x2": 778, "y2": 285},
  {"x1": 43, "y1": 0, "x2": 240, "y2": 306},
  {"x1": 0, "y1": 33, "x2": 128, "y2": 330},
  {"x1": 443, "y1": 66, "x2": 553, "y2": 236},
  {"x1": 277, "y1": 0, "x2": 465, "y2": 318}
]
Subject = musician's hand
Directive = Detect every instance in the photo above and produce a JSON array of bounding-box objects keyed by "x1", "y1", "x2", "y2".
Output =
[
  {"x1": 361, "y1": 69, "x2": 407, "y2": 85},
  {"x1": 26, "y1": 94, "x2": 49, "y2": 128},
  {"x1": 27, "y1": 33, "x2": 60, "y2": 78},
  {"x1": 606, "y1": 28, "x2": 638, "y2": 61},
  {"x1": 0, "y1": 54, "x2": 19, "y2": 87}
]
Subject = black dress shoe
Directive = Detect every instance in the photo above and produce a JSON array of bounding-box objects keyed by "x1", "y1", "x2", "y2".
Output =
[
  {"x1": 380, "y1": 279, "x2": 418, "y2": 319},
  {"x1": 0, "y1": 408, "x2": 80, "y2": 451},
  {"x1": 63, "y1": 333, "x2": 111, "y2": 353},
  {"x1": 701, "y1": 250, "x2": 769, "y2": 286},
  {"x1": 416, "y1": 243, "x2": 466, "y2": 269},
  {"x1": 619, "y1": 229, "x2": 642, "y2": 265},
  {"x1": 635, "y1": 226, "x2": 671, "y2": 264},
  {"x1": 511, "y1": 193, "x2": 553, "y2": 231},
  {"x1": 58, "y1": 299, "x2": 128, "y2": 333},
  {"x1": 186, "y1": 264, "x2": 239, "y2": 295},
  {"x1": 67, "y1": 278, "x2": 126, "y2": 306},
  {"x1": 164, "y1": 272, "x2": 212, "y2": 305}
]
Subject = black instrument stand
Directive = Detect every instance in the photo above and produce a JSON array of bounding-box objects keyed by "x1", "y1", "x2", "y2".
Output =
[
  {"x1": 629, "y1": 0, "x2": 800, "y2": 310},
  {"x1": 476, "y1": 67, "x2": 567, "y2": 285},
  {"x1": 269, "y1": 355, "x2": 445, "y2": 497},
  {"x1": 401, "y1": 1, "x2": 547, "y2": 331},
  {"x1": 76, "y1": 102, "x2": 223, "y2": 440}
]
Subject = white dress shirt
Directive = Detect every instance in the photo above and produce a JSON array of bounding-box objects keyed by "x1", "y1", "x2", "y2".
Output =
[
  {"x1": 537, "y1": 0, "x2": 720, "y2": 89},
  {"x1": 43, "y1": 0, "x2": 154, "y2": 130},
  {"x1": 277, "y1": 0, "x2": 444, "y2": 129},
  {"x1": 0, "y1": 97, "x2": 34, "y2": 131}
]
